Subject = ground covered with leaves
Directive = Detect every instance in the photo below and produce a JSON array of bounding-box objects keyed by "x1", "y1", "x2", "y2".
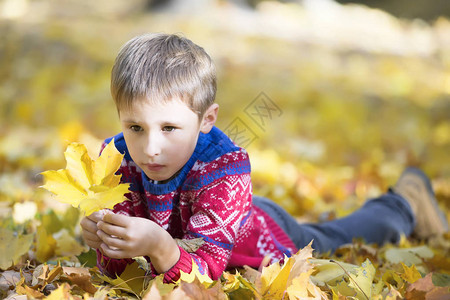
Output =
[{"x1": 1, "y1": 0, "x2": 450, "y2": 299}]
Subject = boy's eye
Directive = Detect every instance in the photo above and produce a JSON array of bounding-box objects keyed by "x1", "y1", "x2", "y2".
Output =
[
  {"x1": 162, "y1": 126, "x2": 176, "y2": 132},
  {"x1": 130, "y1": 125, "x2": 143, "y2": 132}
]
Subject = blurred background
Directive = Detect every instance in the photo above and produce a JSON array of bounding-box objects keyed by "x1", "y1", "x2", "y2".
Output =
[{"x1": 1, "y1": 0, "x2": 449, "y2": 220}]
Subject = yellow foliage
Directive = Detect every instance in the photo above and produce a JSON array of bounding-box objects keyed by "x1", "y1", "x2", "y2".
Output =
[
  {"x1": 45, "y1": 282, "x2": 74, "y2": 300},
  {"x1": 54, "y1": 229, "x2": 86, "y2": 257},
  {"x1": 260, "y1": 255, "x2": 294, "y2": 298},
  {"x1": 0, "y1": 228, "x2": 34, "y2": 270},
  {"x1": 179, "y1": 260, "x2": 214, "y2": 288},
  {"x1": 400, "y1": 263, "x2": 422, "y2": 284},
  {"x1": 347, "y1": 259, "x2": 375, "y2": 300},
  {"x1": 40, "y1": 139, "x2": 130, "y2": 215},
  {"x1": 97, "y1": 261, "x2": 147, "y2": 297},
  {"x1": 287, "y1": 270, "x2": 324, "y2": 300},
  {"x1": 0, "y1": 2, "x2": 449, "y2": 299},
  {"x1": 35, "y1": 225, "x2": 57, "y2": 263}
]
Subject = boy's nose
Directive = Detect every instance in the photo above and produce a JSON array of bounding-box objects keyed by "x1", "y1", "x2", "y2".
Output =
[{"x1": 144, "y1": 135, "x2": 162, "y2": 157}]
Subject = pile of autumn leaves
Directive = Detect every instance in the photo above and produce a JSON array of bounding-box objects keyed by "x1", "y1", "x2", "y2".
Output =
[{"x1": 1, "y1": 141, "x2": 449, "y2": 299}]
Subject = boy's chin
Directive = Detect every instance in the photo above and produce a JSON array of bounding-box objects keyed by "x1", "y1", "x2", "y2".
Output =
[{"x1": 144, "y1": 170, "x2": 178, "y2": 183}]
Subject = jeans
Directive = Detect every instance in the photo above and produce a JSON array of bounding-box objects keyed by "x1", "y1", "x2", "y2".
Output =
[{"x1": 253, "y1": 189, "x2": 416, "y2": 253}]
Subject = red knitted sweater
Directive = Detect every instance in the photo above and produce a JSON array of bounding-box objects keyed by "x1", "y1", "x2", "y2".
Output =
[{"x1": 97, "y1": 127, "x2": 297, "y2": 282}]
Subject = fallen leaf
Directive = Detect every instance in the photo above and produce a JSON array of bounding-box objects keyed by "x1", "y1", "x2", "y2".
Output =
[
  {"x1": 65, "y1": 272, "x2": 97, "y2": 294},
  {"x1": 399, "y1": 263, "x2": 421, "y2": 284},
  {"x1": 35, "y1": 225, "x2": 57, "y2": 263},
  {"x1": 384, "y1": 245, "x2": 434, "y2": 266},
  {"x1": 133, "y1": 256, "x2": 151, "y2": 272},
  {"x1": 381, "y1": 269, "x2": 405, "y2": 290},
  {"x1": 0, "y1": 270, "x2": 21, "y2": 291},
  {"x1": 16, "y1": 284, "x2": 45, "y2": 298},
  {"x1": 406, "y1": 272, "x2": 450, "y2": 299},
  {"x1": 347, "y1": 259, "x2": 375, "y2": 300},
  {"x1": 45, "y1": 282, "x2": 75, "y2": 299},
  {"x1": 142, "y1": 282, "x2": 163, "y2": 300},
  {"x1": 175, "y1": 237, "x2": 205, "y2": 253},
  {"x1": 260, "y1": 255, "x2": 293, "y2": 298},
  {"x1": 54, "y1": 229, "x2": 86, "y2": 257},
  {"x1": 431, "y1": 273, "x2": 450, "y2": 287},
  {"x1": 310, "y1": 259, "x2": 358, "y2": 286},
  {"x1": 287, "y1": 269, "x2": 325, "y2": 300},
  {"x1": 384, "y1": 286, "x2": 403, "y2": 300},
  {"x1": 287, "y1": 241, "x2": 315, "y2": 286},
  {"x1": 142, "y1": 274, "x2": 176, "y2": 298},
  {"x1": 0, "y1": 228, "x2": 34, "y2": 270},
  {"x1": 179, "y1": 278, "x2": 226, "y2": 300},
  {"x1": 179, "y1": 260, "x2": 213, "y2": 288},
  {"x1": 221, "y1": 271, "x2": 256, "y2": 299},
  {"x1": 97, "y1": 261, "x2": 147, "y2": 297}
]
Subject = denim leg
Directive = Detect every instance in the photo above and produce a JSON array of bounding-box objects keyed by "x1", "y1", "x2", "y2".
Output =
[{"x1": 253, "y1": 190, "x2": 415, "y2": 253}]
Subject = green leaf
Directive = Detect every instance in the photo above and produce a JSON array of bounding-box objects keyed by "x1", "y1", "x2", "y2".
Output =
[
  {"x1": 384, "y1": 246, "x2": 434, "y2": 266},
  {"x1": 77, "y1": 249, "x2": 98, "y2": 268},
  {"x1": 432, "y1": 273, "x2": 450, "y2": 287}
]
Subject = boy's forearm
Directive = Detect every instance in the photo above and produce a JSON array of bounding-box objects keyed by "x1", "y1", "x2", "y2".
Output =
[{"x1": 148, "y1": 231, "x2": 180, "y2": 274}]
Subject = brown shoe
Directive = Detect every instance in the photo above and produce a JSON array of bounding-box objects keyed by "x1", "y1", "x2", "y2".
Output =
[{"x1": 393, "y1": 167, "x2": 448, "y2": 239}]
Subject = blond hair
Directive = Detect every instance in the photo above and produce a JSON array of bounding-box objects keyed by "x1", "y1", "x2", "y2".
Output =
[{"x1": 111, "y1": 33, "x2": 217, "y2": 117}]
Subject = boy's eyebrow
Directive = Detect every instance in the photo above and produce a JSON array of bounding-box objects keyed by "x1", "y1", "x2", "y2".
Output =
[
  {"x1": 120, "y1": 118, "x2": 138, "y2": 124},
  {"x1": 120, "y1": 118, "x2": 183, "y2": 126}
]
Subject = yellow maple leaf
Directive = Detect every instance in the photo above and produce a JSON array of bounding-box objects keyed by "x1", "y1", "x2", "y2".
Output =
[
  {"x1": 261, "y1": 255, "x2": 294, "y2": 298},
  {"x1": 287, "y1": 269, "x2": 327, "y2": 300},
  {"x1": 239, "y1": 243, "x2": 327, "y2": 300},
  {"x1": 222, "y1": 272, "x2": 241, "y2": 293},
  {"x1": 331, "y1": 258, "x2": 375, "y2": 300},
  {"x1": 400, "y1": 263, "x2": 421, "y2": 284},
  {"x1": 40, "y1": 139, "x2": 130, "y2": 215},
  {"x1": 285, "y1": 243, "x2": 328, "y2": 300},
  {"x1": 97, "y1": 261, "x2": 147, "y2": 297},
  {"x1": 45, "y1": 282, "x2": 74, "y2": 300},
  {"x1": 179, "y1": 260, "x2": 214, "y2": 288},
  {"x1": 347, "y1": 259, "x2": 375, "y2": 299}
]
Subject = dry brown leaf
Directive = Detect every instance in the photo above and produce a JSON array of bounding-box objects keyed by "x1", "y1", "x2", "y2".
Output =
[
  {"x1": 406, "y1": 273, "x2": 450, "y2": 299},
  {"x1": 175, "y1": 237, "x2": 205, "y2": 253},
  {"x1": 179, "y1": 278, "x2": 226, "y2": 300},
  {"x1": 66, "y1": 272, "x2": 97, "y2": 294}
]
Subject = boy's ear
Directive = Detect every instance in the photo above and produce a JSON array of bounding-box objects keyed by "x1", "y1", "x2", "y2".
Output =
[{"x1": 200, "y1": 103, "x2": 219, "y2": 134}]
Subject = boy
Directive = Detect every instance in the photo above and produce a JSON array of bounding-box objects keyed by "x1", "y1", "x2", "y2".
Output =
[{"x1": 80, "y1": 33, "x2": 448, "y2": 282}]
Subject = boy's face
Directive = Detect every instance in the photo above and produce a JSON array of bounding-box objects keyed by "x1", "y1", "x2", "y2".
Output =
[{"x1": 119, "y1": 98, "x2": 208, "y2": 182}]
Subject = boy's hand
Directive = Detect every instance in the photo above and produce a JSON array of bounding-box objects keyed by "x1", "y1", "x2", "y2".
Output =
[
  {"x1": 80, "y1": 211, "x2": 105, "y2": 249},
  {"x1": 97, "y1": 213, "x2": 180, "y2": 273}
]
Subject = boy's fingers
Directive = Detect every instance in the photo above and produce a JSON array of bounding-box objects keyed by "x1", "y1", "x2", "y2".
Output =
[
  {"x1": 97, "y1": 231, "x2": 127, "y2": 249},
  {"x1": 86, "y1": 241, "x2": 102, "y2": 249},
  {"x1": 82, "y1": 230, "x2": 100, "y2": 242},
  {"x1": 88, "y1": 210, "x2": 107, "y2": 222},
  {"x1": 100, "y1": 243, "x2": 127, "y2": 259},
  {"x1": 102, "y1": 213, "x2": 130, "y2": 227},
  {"x1": 80, "y1": 218, "x2": 97, "y2": 232},
  {"x1": 85, "y1": 239, "x2": 102, "y2": 249},
  {"x1": 97, "y1": 222, "x2": 127, "y2": 239}
]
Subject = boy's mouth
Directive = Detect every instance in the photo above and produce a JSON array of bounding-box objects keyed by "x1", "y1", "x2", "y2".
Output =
[{"x1": 144, "y1": 163, "x2": 164, "y2": 172}]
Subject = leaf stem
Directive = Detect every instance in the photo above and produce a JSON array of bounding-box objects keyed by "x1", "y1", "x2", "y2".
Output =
[{"x1": 329, "y1": 259, "x2": 370, "y2": 300}]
